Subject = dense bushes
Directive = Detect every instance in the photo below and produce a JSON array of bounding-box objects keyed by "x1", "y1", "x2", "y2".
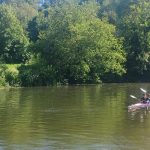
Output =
[
  {"x1": 0, "y1": 64, "x2": 20, "y2": 87},
  {"x1": 0, "y1": 64, "x2": 57, "y2": 87},
  {"x1": 18, "y1": 64, "x2": 56, "y2": 86}
]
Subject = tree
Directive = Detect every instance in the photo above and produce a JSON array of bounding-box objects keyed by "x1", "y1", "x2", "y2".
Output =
[
  {"x1": 120, "y1": 0, "x2": 150, "y2": 79},
  {"x1": 0, "y1": 5, "x2": 29, "y2": 63},
  {"x1": 35, "y1": 3, "x2": 126, "y2": 83},
  {"x1": 0, "y1": 0, "x2": 40, "y2": 5},
  {"x1": 14, "y1": 3, "x2": 38, "y2": 28},
  {"x1": 27, "y1": 3, "x2": 52, "y2": 42},
  {"x1": 97, "y1": 0, "x2": 138, "y2": 24},
  {"x1": 0, "y1": 0, "x2": 39, "y2": 28}
]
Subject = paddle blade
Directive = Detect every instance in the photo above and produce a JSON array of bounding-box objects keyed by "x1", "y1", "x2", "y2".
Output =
[
  {"x1": 130, "y1": 95, "x2": 137, "y2": 99},
  {"x1": 140, "y1": 88, "x2": 147, "y2": 93}
]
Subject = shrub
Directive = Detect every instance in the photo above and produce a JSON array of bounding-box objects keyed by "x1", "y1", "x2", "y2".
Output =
[{"x1": 18, "y1": 64, "x2": 56, "y2": 87}]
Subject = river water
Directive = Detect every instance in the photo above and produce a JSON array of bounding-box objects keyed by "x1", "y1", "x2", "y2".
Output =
[{"x1": 0, "y1": 83, "x2": 150, "y2": 150}]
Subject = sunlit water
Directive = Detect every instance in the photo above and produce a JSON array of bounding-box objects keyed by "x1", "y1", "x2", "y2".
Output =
[{"x1": 0, "y1": 83, "x2": 150, "y2": 150}]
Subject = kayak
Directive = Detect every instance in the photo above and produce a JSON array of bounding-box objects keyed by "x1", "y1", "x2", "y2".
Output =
[{"x1": 128, "y1": 102, "x2": 150, "y2": 111}]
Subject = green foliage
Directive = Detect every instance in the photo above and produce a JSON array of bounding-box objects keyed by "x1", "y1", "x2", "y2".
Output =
[
  {"x1": 0, "y1": 64, "x2": 20, "y2": 86},
  {"x1": 0, "y1": 0, "x2": 150, "y2": 85},
  {"x1": 0, "y1": 0, "x2": 40, "y2": 5},
  {"x1": 27, "y1": 17, "x2": 39, "y2": 42},
  {"x1": 120, "y1": 0, "x2": 150, "y2": 78},
  {"x1": 4, "y1": 64, "x2": 21, "y2": 86},
  {"x1": 18, "y1": 64, "x2": 56, "y2": 86},
  {"x1": 0, "y1": 64, "x2": 8, "y2": 86},
  {"x1": 13, "y1": 3, "x2": 38, "y2": 28},
  {"x1": 97, "y1": 0, "x2": 138, "y2": 24},
  {"x1": 0, "y1": 64, "x2": 57, "y2": 87},
  {"x1": 0, "y1": 0, "x2": 39, "y2": 30},
  {"x1": 27, "y1": 8, "x2": 49, "y2": 42},
  {"x1": 0, "y1": 5, "x2": 29, "y2": 63},
  {"x1": 35, "y1": 3, "x2": 126, "y2": 83}
]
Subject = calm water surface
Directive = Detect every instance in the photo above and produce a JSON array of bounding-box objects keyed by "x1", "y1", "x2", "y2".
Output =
[{"x1": 0, "y1": 83, "x2": 150, "y2": 150}]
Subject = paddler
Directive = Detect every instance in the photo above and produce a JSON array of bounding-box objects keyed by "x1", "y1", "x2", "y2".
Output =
[{"x1": 140, "y1": 92, "x2": 150, "y2": 104}]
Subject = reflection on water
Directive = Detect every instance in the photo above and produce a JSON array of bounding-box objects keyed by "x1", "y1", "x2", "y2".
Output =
[
  {"x1": 0, "y1": 84, "x2": 150, "y2": 149},
  {"x1": 128, "y1": 108, "x2": 150, "y2": 122}
]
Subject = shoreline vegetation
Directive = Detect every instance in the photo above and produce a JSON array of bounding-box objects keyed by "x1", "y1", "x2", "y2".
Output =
[{"x1": 0, "y1": 0, "x2": 150, "y2": 87}]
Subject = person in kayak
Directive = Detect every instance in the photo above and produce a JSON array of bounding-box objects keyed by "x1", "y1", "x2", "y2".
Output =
[
  {"x1": 140, "y1": 93, "x2": 150, "y2": 103},
  {"x1": 147, "y1": 93, "x2": 150, "y2": 103}
]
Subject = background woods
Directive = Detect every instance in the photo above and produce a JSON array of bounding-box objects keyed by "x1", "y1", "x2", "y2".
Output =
[{"x1": 0, "y1": 0, "x2": 149, "y2": 86}]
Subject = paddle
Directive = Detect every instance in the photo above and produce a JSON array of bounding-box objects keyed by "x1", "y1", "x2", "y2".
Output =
[
  {"x1": 140, "y1": 88, "x2": 147, "y2": 93},
  {"x1": 130, "y1": 95, "x2": 138, "y2": 99}
]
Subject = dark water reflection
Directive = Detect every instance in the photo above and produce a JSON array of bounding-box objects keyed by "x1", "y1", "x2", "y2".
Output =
[{"x1": 0, "y1": 83, "x2": 150, "y2": 149}]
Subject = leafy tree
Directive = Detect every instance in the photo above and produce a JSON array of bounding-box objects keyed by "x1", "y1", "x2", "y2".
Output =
[
  {"x1": 0, "y1": 0, "x2": 39, "y2": 28},
  {"x1": 0, "y1": 5, "x2": 29, "y2": 63},
  {"x1": 35, "y1": 3, "x2": 126, "y2": 83},
  {"x1": 97, "y1": 0, "x2": 138, "y2": 24},
  {"x1": 120, "y1": 0, "x2": 150, "y2": 79},
  {"x1": 14, "y1": 3, "x2": 38, "y2": 28},
  {"x1": 0, "y1": 0, "x2": 40, "y2": 5},
  {"x1": 27, "y1": 17, "x2": 39, "y2": 42}
]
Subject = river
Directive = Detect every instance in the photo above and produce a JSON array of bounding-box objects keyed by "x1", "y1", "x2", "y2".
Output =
[{"x1": 0, "y1": 83, "x2": 150, "y2": 150}]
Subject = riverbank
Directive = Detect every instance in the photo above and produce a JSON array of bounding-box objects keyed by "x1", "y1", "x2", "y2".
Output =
[{"x1": 1, "y1": 63, "x2": 150, "y2": 88}]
